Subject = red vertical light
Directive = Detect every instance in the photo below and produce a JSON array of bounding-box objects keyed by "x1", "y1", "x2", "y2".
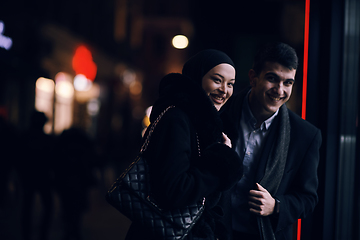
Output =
[
  {"x1": 302, "y1": 0, "x2": 310, "y2": 121},
  {"x1": 297, "y1": 218, "x2": 302, "y2": 240},
  {"x1": 298, "y1": 0, "x2": 310, "y2": 239}
]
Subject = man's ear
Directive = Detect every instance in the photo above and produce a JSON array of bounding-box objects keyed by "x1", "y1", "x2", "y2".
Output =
[{"x1": 248, "y1": 69, "x2": 257, "y2": 87}]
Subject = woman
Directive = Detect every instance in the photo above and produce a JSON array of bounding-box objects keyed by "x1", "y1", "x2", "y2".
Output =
[{"x1": 125, "y1": 49, "x2": 242, "y2": 240}]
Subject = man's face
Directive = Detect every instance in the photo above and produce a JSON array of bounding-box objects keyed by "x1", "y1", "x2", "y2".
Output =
[{"x1": 249, "y1": 62, "x2": 296, "y2": 119}]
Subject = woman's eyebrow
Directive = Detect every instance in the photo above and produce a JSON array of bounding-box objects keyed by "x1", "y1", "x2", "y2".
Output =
[
  {"x1": 213, "y1": 73, "x2": 235, "y2": 81},
  {"x1": 213, "y1": 73, "x2": 224, "y2": 79}
]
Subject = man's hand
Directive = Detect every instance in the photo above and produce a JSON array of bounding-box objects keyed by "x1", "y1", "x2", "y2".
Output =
[{"x1": 248, "y1": 183, "x2": 275, "y2": 216}]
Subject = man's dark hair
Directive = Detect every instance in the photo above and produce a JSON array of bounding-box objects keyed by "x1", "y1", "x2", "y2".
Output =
[{"x1": 252, "y1": 42, "x2": 298, "y2": 74}]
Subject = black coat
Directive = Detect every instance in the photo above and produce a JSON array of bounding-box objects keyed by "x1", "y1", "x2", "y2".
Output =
[
  {"x1": 220, "y1": 88, "x2": 322, "y2": 240},
  {"x1": 125, "y1": 73, "x2": 242, "y2": 240}
]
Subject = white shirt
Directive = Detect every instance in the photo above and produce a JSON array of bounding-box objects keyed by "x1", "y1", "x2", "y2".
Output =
[{"x1": 232, "y1": 90, "x2": 278, "y2": 233}]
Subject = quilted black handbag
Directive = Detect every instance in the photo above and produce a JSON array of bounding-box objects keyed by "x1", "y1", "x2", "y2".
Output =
[{"x1": 106, "y1": 105, "x2": 206, "y2": 240}]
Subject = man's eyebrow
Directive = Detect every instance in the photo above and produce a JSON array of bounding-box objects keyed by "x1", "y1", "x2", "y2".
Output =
[
  {"x1": 264, "y1": 72, "x2": 279, "y2": 78},
  {"x1": 265, "y1": 72, "x2": 295, "y2": 82}
]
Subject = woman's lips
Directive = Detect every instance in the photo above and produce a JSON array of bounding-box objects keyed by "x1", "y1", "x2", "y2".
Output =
[{"x1": 210, "y1": 94, "x2": 225, "y2": 104}]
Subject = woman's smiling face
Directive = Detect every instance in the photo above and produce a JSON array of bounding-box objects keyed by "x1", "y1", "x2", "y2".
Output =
[{"x1": 202, "y1": 63, "x2": 236, "y2": 111}]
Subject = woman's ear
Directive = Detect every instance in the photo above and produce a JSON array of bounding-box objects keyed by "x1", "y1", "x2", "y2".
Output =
[{"x1": 248, "y1": 69, "x2": 257, "y2": 87}]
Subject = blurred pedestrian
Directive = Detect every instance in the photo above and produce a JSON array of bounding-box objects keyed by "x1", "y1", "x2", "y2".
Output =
[
  {"x1": 53, "y1": 127, "x2": 98, "y2": 240},
  {"x1": 0, "y1": 115, "x2": 18, "y2": 206},
  {"x1": 17, "y1": 110, "x2": 55, "y2": 240}
]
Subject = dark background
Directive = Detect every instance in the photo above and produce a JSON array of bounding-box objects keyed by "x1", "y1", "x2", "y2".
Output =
[{"x1": 0, "y1": 0, "x2": 359, "y2": 240}]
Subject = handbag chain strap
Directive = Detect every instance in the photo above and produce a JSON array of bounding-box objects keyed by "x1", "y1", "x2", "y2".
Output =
[
  {"x1": 139, "y1": 105, "x2": 205, "y2": 208},
  {"x1": 196, "y1": 133, "x2": 201, "y2": 157},
  {"x1": 140, "y1": 105, "x2": 175, "y2": 153},
  {"x1": 140, "y1": 105, "x2": 201, "y2": 157}
]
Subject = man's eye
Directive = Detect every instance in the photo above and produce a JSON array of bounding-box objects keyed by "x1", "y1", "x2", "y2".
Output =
[
  {"x1": 284, "y1": 81, "x2": 294, "y2": 86},
  {"x1": 267, "y1": 76, "x2": 275, "y2": 82}
]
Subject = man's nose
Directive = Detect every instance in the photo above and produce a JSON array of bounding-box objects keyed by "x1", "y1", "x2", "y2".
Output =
[{"x1": 274, "y1": 82, "x2": 284, "y2": 93}]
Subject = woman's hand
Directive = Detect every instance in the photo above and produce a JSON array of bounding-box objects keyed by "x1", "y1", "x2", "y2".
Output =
[{"x1": 222, "y1": 132, "x2": 232, "y2": 148}]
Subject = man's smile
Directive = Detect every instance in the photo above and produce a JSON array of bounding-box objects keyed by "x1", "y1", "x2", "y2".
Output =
[{"x1": 267, "y1": 93, "x2": 285, "y2": 102}]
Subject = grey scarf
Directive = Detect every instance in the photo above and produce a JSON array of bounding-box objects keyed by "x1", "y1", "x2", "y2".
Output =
[{"x1": 257, "y1": 104, "x2": 291, "y2": 240}]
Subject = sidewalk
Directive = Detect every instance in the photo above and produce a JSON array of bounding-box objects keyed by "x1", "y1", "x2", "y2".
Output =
[{"x1": 0, "y1": 166, "x2": 131, "y2": 240}]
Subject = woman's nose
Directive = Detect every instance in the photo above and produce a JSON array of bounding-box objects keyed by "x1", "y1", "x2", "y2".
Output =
[{"x1": 219, "y1": 83, "x2": 225, "y2": 92}]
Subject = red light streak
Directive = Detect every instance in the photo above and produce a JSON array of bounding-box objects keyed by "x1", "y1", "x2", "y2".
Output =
[
  {"x1": 302, "y1": 0, "x2": 310, "y2": 121},
  {"x1": 298, "y1": 0, "x2": 310, "y2": 239},
  {"x1": 297, "y1": 218, "x2": 302, "y2": 240}
]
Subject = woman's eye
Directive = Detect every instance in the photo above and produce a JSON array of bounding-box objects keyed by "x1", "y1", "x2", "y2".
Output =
[
  {"x1": 228, "y1": 82, "x2": 234, "y2": 87},
  {"x1": 212, "y1": 78, "x2": 221, "y2": 83}
]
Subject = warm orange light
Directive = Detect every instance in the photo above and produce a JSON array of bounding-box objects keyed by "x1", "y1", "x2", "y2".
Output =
[
  {"x1": 35, "y1": 77, "x2": 55, "y2": 134},
  {"x1": 129, "y1": 81, "x2": 142, "y2": 96},
  {"x1": 72, "y1": 45, "x2": 97, "y2": 81},
  {"x1": 172, "y1": 35, "x2": 189, "y2": 49},
  {"x1": 55, "y1": 81, "x2": 74, "y2": 99},
  {"x1": 36, "y1": 77, "x2": 55, "y2": 93}
]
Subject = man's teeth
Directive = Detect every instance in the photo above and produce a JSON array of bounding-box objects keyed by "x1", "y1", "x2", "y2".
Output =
[{"x1": 270, "y1": 96, "x2": 281, "y2": 101}]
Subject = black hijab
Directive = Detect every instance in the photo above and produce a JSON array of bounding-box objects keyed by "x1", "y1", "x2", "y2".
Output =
[
  {"x1": 182, "y1": 49, "x2": 235, "y2": 86},
  {"x1": 158, "y1": 49, "x2": 235, "y2": 97}
]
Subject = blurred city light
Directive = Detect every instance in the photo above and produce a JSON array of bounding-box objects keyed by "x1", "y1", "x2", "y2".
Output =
[
  {"x1": 54, "y1": 72, "x2": 74, "y2": 99},
  {"x1": 74, "y1": 74, "x2": 93, "y2": 91},
  {"x1": 87, "y1": 98, "x2": 101, "y2": 116},
  {"x1": 36, "y1": 77, "x2": 55, "y2": 93},
  {"x1": 122, "y1": 69, "x2": 136, "y2": 86},
  {"x1": 35, "y1": 77, "x2": 55, "y2": 134},
  {"x1": 0, "y1": 20, "x2": 13, "y2": 50},
  {"x1": 72, "y1": 45, "x2": 97, "y2": 81},
  {"x1": 75, "y1": 82, "x2": 100, "y2": 103},
  {"x1": 172, "y1": 35, "x2": 189, "y2": 49},
  {"x1": 129, "y1": 81, "x2": 142, "y2": 96},
  {"x1": 55, "y1": 72, "x2": 70, "y2": 82},
  {"x1": 55, "y1": 81, "x2": 74, "y2": 99}
]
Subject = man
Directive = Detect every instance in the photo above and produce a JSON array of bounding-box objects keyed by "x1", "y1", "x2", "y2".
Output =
[{"x1": 220, "y1": 42, "x2": 322, "y2": 240}]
